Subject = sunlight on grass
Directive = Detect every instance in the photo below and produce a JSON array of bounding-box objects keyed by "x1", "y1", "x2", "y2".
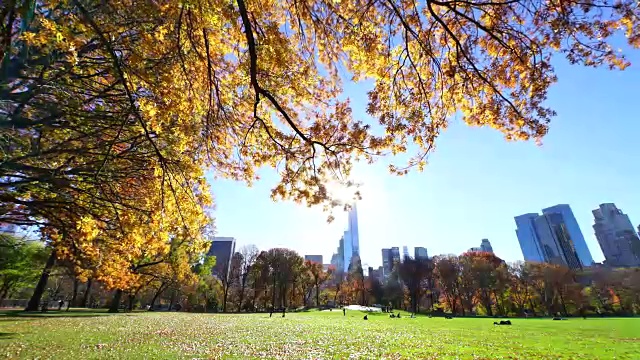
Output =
[{"x1": 0, "y1": 311, "x2": 638, "y2": 359}]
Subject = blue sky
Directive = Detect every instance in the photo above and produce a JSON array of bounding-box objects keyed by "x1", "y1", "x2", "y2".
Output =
[{"x1": 207, "y1": 51, "x2": 640, "y2": 268}]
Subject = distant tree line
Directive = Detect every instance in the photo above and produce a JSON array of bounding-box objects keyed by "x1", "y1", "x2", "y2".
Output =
[
  {"x1": 2, "y1": 235, "x2": 638, "y2": 316},
  {"x1": 394, "y1": 251, "x2": 640, "y2": 317}
]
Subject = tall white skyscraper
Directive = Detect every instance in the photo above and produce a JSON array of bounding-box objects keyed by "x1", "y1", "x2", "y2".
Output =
[
  {"x1": 592, "y1": 203, "x2": 640, "y2": 267},
  {"x1": 342, "y1": 203, "x2": 360, "y2": 272},
  {"x1": 402, "y1": 246, "x2": 409, "y2": 261}
]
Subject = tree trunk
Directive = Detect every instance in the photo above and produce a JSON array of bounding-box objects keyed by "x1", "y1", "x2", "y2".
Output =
[
  {"x1": 128, "y1": 294, "x2": 135, "y2": 311},
  {"x1": 238, "y1": 275, "x2": 247, "y2": 312},
  {"x1": 290, "y1": 279, "x2": 296, "y2": 307},
  {"x1": 108, "y1": 289, "x2": 123, "y2": 313},
  {"x1": 315, "y1": 281, "x2": 320, "y2": 307},
  {"x1": 251, "y1": 286, "x2": 258, "y2": 311},
  {"x1": 271, "y1": 276, "x2": 277, "y2": 308},
  {"x1": 282, "y1": 284, "x2": 288, "y2": 308},
  {"x1": 411, "y1": 293, "x2": 417, "y2": 314},
  {"x1": 168, "y1": 290, "x2": 176, "y2": 311},
  {"x1": 81, "y1": 279, "x2": 92, "y2": 308},
  {"x1": 222, "y1": 285, "x2": 229, "y2": 312},
  {"x1": 25, "y1": 250, "x2": 56, "y2": 311},
  {"x1": 67, "y1": 278, "x2": 79, "y2": 311},
  {"x1": 150, "y1": 283, "x2": 166, "y2": 309},
  {"x1": 558, "y1": 291, "x2": 568, "y2": 316},
  {"x1": 0, "y1": 284, "x2": 11, "y2": 301},
  {"x1": 485, "y1": 299, "x2": 493, "y2": 316}
]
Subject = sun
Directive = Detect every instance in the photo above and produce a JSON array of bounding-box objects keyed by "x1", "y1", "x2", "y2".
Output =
[{"x1": 324, "y1": 179, "x2": 360, "y2": 206}]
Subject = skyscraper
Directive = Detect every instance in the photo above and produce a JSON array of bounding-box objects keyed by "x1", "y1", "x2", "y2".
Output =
[
  {"x1": 348, "y1": 204, "x2": 360, "y2": 257},
  {"x1": 207, "y1": 237, "x2": 236, "y2": 280},
  {"x1": 536, "y1": 212, "x2": 582, "y2": 270},
  {"x1": 381, "y1": 248, "x2": 391, "y2": 276},
  {"x1": 515, "y1": 205, "x2": 594, "y2": 270},
  {"x1": 341, "y1": 204, "x2": 360, "y2": 272},
  {"x1": 414, "y1": 247, "x2": 429, "y2": 259},
  {"x1": 592, "y1": 203, "x2": 640, "y2": 267},
  {"x1": 468, "y1": 239, "x2": 494, "y2": 254},
  {"x1": 515, "y1": 213, "x2": 546, "y2": 263},
  {"x1": 305, "y1": 255, "x2": 323, "y2": 264},
  {"x1": 331, "y1": 237, "x2": 345, "y2": 273},
  {"x1": 543, "y1": 204, "x2": 594, "y2": 267},
  {"x1": 480, "y1": 239, "x2": 493, "y2": 253},
  {"x1": 390, "y1": 247, "x2": 401, "y2": 267},
  {"x1": 402, "y1": 246, "x2": 410, "y2": 261}
]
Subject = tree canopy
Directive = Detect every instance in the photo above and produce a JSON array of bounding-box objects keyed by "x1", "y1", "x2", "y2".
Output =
[
  {"x1": 2, "y1": 0, "x2": 639, "y2": 307},
  {"x1": 3, "y1": 0, "x2": 639, "y2": 224}
]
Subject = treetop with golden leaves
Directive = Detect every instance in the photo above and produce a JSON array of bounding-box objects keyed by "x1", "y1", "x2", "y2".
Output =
[{"x1": 1, "y1": 0, "x2": 638, "y2": 244}]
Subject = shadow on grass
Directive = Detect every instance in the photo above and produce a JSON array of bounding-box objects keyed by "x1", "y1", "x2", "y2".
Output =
[
  {"x1": 0, "y1": 332, "x2": 17, "y2": 339},
  {"x1": 0, "y1": 309, "x2": 120, "y2": 319}
]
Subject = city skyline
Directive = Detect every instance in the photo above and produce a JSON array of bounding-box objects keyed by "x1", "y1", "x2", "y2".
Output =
[
  {"x1": 207, "y1": 50, "x2": 640, "y2": 269},
  {"x1": 215, "y1": 199, "x2": 640, "y2": 269}
]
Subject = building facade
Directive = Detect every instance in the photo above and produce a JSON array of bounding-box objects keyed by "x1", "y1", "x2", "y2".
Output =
[
  {"x1": 381, "y1": 247, "x2": 401, "y2": 278},
  {"x1": 515, "y1": 205, "x2": 593, "y2": 270},
  {"x1": 390, "y1": 247, "x2": 401, "y2": 267},
  {"x1": 480, "y1": 239, "x2": 493, "y2": 253},
  {"x1": 305, "y1": 255, "x2": 323, "y2": 264},
  {"x1": 414, "y1": 247, "x2": 429, "y2": 259},
  {"x1": 340, "y1": 204, "x2": 360, "y2": 273},
  {"x1": 593, "y1": 203, "x2": 640, "y2": 267},
  {"x1": 543, "y1": 204, "x2": 594, "y2": 267},
  {"x1": 515, "y1": 213, "x2": 546, "y2": 263},
  {"x1": 381, "y1": 248, "x2": 391, "y2": 277},
  {"x1": 330, "y1": 237, "x2": 345, "y2": 274},
  {"x1": 468, "y1": 239, "x2": 494, "y2": 254},
  {"x1": 537, "y1": 212, "x2": 582, "y2": 269},
  {"x1": 402, "y1": 246, "x2": 410, "y2": 261},
  {"x1": 207, "y1": 237, "x2": 236, "y2": 280}
]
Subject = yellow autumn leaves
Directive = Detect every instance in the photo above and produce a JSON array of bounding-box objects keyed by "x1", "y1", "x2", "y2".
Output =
[{"x1": 3, "y1": 0, "x2": 639, "y2": 290}]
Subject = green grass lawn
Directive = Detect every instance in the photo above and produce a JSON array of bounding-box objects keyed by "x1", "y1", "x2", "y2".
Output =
[{"x1": 1, "y1": 309, "x2": 638, "y2": 359}]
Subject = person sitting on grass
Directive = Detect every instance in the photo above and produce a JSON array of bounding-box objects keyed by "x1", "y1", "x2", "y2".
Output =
[
  {"x1": 390, "y1": 313, "x2": 396, "y2": 318},
  {"x1": 363, "y1": 314, "x2": 368, "y2": 320},
  {"x1": 493, "y1": 320, "x2": 512, "y2": 326},
  {"x1": 396, "y1": 313, "x2": 401, "y2": 318}
]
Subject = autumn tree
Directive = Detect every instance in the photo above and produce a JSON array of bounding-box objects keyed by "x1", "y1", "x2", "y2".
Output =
[
  {"x1": 459, "y1": 251, "x2": 505, "y2": 316},
  {"x1": 4, "y1": 0, "x2": 640, "y2": 236},
  {"x1": 606, "y1": 267, "x2": 640, "y2": 314},
  {"x1": 3, "y1": 0, "x2": 640, "y2": 314},
  {"x1": 233, "y1": 245, "x2": 259, "y2": 312},
  {"x1": 398, "y1": 256, "x2": 434, "y2": 314},
  {"x1": 302, "y1": 260, "x2": 327, "y2": 307},
  {"x1": 434, "y1": 255, "x2": 462, "y2": 314},
  {"x1": 508, "y1": 261, "x2": 536, "y2": 316},
  {"x1": 366, "y1": 276, "x2": 385, "y2": 306},
  {"x1": 221, "y1": 252, "x2": 242, "y2": 312}
]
